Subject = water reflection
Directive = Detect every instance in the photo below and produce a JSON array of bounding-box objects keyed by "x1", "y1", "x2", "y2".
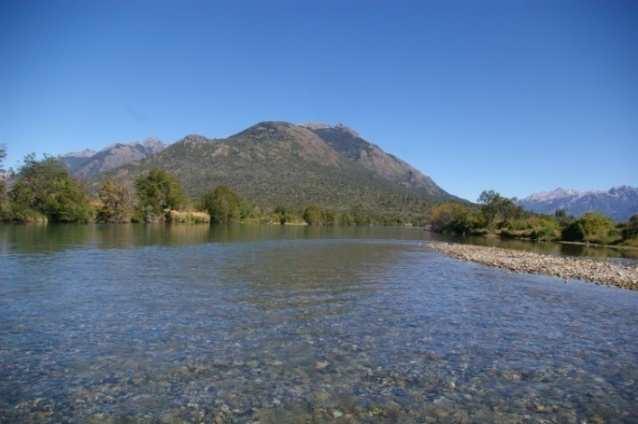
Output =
[{"x1": 1, "y1": 223, "x2": 636, "y2": 261}]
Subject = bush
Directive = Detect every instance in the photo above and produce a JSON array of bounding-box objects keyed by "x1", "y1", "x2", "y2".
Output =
[
  {"x1": 8, "y1": 154, "x2": 92, "y2": 223},
  {"x1": 562, "y1": 212, "x2": 619, "y2": 244},
  {"x1": 477, "y1": 190, "x2": 523, "y2": 228},
  {"x1": 96, "y1": 179, "x2": 132, "y2": 223},
  {"x1": 502, "y1": 215, "x2": 560, "y2": 241},
  {"x1": 201, "y1": 185, "x2": 241, "y2": 224},
  {"x1": 429, "y1": 202, "x2": 479, "y2": 236},
  {"x1": 622, "y1": 214, "x2": 638, "y2": 240},
  {"x1": 135, "y1": 169, "x2": 185, "y2": 222},
  {"x1": 303, "y1": 205, "x2": 323, "y2": 225},
  {"x1": 168, "y1": 210, "x2": 211, "y2": 224}
]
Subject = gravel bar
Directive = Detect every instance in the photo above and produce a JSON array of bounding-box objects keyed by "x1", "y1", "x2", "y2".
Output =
[{"x1": 429, "y1": 241, "x2": 638, "y2": 290}]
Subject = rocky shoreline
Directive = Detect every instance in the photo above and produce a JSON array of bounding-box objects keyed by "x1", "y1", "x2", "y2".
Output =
[{"x1": 428, "y1": 241, "x2": 638, "y2": 290}]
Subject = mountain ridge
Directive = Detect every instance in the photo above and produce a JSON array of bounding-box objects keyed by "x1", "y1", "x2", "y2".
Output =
[
  {"x1": 98, "y1": 121, "x2": 454, "y2": 217},
  {"x1": 519, "y1": 185, "x2": 638, "y2": 221}
]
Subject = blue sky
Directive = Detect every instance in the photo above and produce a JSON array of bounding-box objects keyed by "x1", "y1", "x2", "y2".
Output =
[{"x1": 1, "y1": 0, "x2": 636, "y2": 201}]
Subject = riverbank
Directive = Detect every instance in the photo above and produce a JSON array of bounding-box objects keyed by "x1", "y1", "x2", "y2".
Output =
[{"x1": 428, "y1": 241, "x2": 638, "y2": 290}]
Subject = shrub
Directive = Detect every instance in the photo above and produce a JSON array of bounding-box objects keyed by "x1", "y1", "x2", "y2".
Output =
[
  {"x1": 303, "y1": 205, "x2": 323, "y2": 225},
  {"x1": 477, "y1": 190, "x2": 523, "y2": 228},
  {"x1": 168, "y1": 210, "x2": 211, "y2": 224},
  {"x1": 502, "y1": 215, "x2": 560, "y2": 241},
  {"x1": 135, "y1": 169, "x2": 185, "y2": 222},
  {"x1": 429, "y1": 202, "x2": 478, "y2": 235},
  {"x1": 96, "y1": 179, "x2": 132, "y2": 223},
  {"x1": 8, "y1": 154, "x2": 92, "y2": 223},
  {"x1": 622, "y1": 214, "x2": 638, "y2": 240},
  {"x1": 201, "y1": 185, "x2": 241, "y2": 224},
  {"x1": 562, "y1": 212, "x2": 619, "y2": 244}
]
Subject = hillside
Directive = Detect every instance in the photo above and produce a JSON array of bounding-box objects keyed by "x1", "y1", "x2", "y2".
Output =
[
  {"x1": 519, "y1": 186, "x2": 638, "y2": 222},
  {"x1": 106, "y1": 121, "x2": 453, "y2": 215},
  {"x1": 61, "y1": 139, "x2": 166, "y2": 180}
]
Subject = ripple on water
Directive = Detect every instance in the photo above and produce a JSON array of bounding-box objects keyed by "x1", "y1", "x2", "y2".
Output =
[{"x1": 1, "y1": 231, "x2": 637, "y2": 423}]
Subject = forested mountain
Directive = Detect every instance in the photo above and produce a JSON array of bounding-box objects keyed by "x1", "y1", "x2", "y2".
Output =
[
  {"x1": 105, "y1": 121, "x2": 453, "y2": 214},
  {"x1": 519, "y1": 186, "x2": 638, "y2": 221}
]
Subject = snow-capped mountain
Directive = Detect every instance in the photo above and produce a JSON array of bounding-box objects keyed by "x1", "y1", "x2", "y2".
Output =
[{"x1": 519, "y1": 186, "x2": 638, "y2": 222}]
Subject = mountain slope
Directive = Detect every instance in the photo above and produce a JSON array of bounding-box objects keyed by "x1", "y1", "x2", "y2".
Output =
[
  {"x1": 519, "y1": 186, "x2": 638, "y2": 221},
  {"x1": 107, "y1": 121, "x2": 452, "y2": 214},
  {"x1": 61, "y1": 139, "x2": 165, "y2": 179}
]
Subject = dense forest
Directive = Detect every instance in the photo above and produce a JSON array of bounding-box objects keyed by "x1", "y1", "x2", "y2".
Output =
[{"x1": 0, "y1": 150, "x2": 636, "y2": 248}]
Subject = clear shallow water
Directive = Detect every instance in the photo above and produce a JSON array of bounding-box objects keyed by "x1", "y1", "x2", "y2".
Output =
[{"x1": 1, "y1": 224, "x2": 637, "y2": 423}]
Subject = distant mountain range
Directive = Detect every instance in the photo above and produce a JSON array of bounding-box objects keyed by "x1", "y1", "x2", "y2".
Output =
[
  {"x1": 59, "y1": 121, "x2": 454, "y2": 215},
  {"x1": 60, "y1": 138, "x2": 166, "y2": 179},
  {"x1": 519, "y1": 186, "x2": 638, "y2": 222}
]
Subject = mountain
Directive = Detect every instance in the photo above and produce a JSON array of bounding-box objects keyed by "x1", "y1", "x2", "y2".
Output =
[
  {"x1": 61, "y1": 139, "x2": 166, "y2": 179},
  {"x1": 519, "y1": 186, "x2": 638, "y2": 222},
  {"x1": 106, "y1": 121, "x2": 453, "y2": 215}
]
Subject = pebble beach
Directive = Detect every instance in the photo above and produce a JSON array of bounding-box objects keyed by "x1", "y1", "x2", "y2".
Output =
[{"x1": 429, "y1": 241, "x2": 638, "y2": 290}]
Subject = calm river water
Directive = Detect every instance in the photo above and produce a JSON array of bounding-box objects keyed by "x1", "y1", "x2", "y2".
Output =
[{"x1": 1, "y1": 224, "x2": 637, "y2": 423}]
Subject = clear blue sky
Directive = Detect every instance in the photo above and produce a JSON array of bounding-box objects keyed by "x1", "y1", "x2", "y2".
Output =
[{"x1": 1, "y1": 0, "x2": 636, "y2": 201}]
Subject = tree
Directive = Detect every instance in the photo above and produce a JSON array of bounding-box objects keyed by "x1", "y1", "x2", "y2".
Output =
[
  {"x1": 477, "y1": 190, "x2": 522, "y2": 227},
  {"x1": 303, "y1": 205, "x2": 323, "y2": 225},
  {"x1": 562, "y1": 212, "x2": 619, "y2": 244},
  {"x1": 96, "y1": 179, "x2": 132, "y2": 223},
  {"x1": 622, "y1": 214, "x2": 638, "y2": 240},
  {"x1": 201, "y1": 185, "x2": 241, "y2": 224},
  {"x1": 9, "y1": 154, "x2": 92, "y2": 223},
  {"x1": 135, "y1": 169, "x2": 185, "y2": 221},
  {"x1": 429, "y1": 202, "x2": 478, "y2": 235},
  {"x1": 274, "y1": 206, "x2": 289, "y2": 225}
]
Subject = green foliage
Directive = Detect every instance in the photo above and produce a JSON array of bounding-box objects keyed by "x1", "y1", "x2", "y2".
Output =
[
  {"x1": 622, "y1": 214, "x2": 638, "y2": 240},
  {"x1": 429, "y1": 202, "x2": 480, "y2": 235},
  {"x1": 134, "y1": 169, "x2": 185, "y2": 221},
  {"x1": 477, "y1": 190, "x2": 523, "y2": 227},
  {"x1": 8, "y1": 154, "x2": 92, "y2": 223},
  {"x1": 303, "y1": 205, "x2": 324, "y2": 225},
  {"x1": 201, "y1": 185, "x2": 241, "y2": 224},
  {"x1": 96, "y1": 179, "x2": 132, "y2": 223},
  {"x1": 561, "y1": 212, "x2": 619, "y2": 244},
  {"x1": 168, "y1": 210, "x2": 210, "y2": 224},
  {"x1": 501, "y1": 215, "x2": 561, "y2": 241}
]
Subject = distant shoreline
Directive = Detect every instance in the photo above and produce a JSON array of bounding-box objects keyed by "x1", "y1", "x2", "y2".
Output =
[{"x1": 428, "y1": 241, "x2": 638, "y2": 291}]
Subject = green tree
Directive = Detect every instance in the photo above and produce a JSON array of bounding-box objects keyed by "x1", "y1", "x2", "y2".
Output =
[
  {"x1": 135, "y1": 169, "x2": 185, "y2": 221},
  {"x1": 303, "y1": 205, "x2": 323, "y2": 225},
  {"x1": 351, "y1": 204, "x2": 371, "y2": 226},
  {"x1": 561, "y1": 212, "x2": 619, "y2": 244},
  {"x1": 622, "y1": 214, "x2": 638, "y2": 240},
  {"x1": 9, "y1": 154, "x2": 92, "y2": 223},
  {"x1": 274, "y1": 206, "x2": 289, "y2": 225},
  {"x1": 429, "y1": 202, "x2": 478, "y2": 235},
  {"x1": 96, "y1": 179, "x2": 132, "y2": 223},
  {"x1": 201, "y1": 185, "x2": 241, "y2": 224},
  {"x1": 477, "y1": 190, "x2": 522, "y2": 227}
]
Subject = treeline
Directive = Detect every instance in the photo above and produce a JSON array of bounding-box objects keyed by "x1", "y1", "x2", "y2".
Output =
[
  {"x1": 0, "y1": 153, "x2": 413, "y2": 226},
  {"x1": 429, "y1": 190, "x2": 638, "y2": 247}
]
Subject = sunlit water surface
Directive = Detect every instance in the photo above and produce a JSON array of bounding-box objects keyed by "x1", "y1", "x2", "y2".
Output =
[{"x1": 1, "y1": 224, "x2": 637, "y2": 423}]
